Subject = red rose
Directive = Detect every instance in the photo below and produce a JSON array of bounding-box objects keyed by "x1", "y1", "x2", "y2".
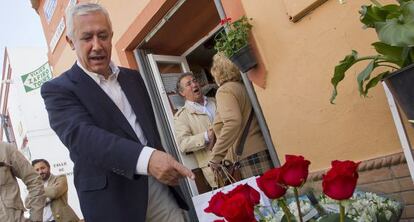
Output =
[
  {"x1": 256, "y1": 168, "x2": 287, "y2": 199},
  {"x1": 221, "y1": 193, "x2": 257, "y2": 222},
  {"x1": 226, "y1": 184, "x2": 260, "y2": 206},
  {"x1": 220, "y1": 17, "x2": 232, "y2": 25},
  {"x1": 204, "y1": 191, "x2": 227, "y2": 217},
  {"x1": 322, "y1": 160, "x2": 360, "y2": 200},
  {"x1": 281, "y1": 155, "x2": 311, "y2": 187},
  {"x1": 205, "y1": 184, "x2": 259, "y2": 221}
]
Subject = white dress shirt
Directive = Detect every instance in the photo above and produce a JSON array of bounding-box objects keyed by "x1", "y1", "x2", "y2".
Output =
[
  {"x1": 77, "y1": 61, "x2": 154, "y2": 175},
  {"x1": 42, "y1": 178, "x2": 54, "y2": 222}
]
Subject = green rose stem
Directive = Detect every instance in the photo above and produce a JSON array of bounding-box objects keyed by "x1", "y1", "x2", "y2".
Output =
[
  {"x1": 339, "y1": 201, "x2": 345, "y2": 222},
  {"x1": 294, "y1": 187, "x2": 303, "y2": 222},
  {"x1": 278, "y1": 198, "x2": 293, "y2": 222},
  {"x1": 254, "y1": 206, "x2": 266, "y2": 220}
]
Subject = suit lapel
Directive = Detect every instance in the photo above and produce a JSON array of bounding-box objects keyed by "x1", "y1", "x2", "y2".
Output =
[
  {"x1": 117, "y1": 71, "x2": 156, "y2": 147},
  {"x1": 47, "y1": 174, "x2": 56, "y2": 187},
  {"x1": 66, "y1": 64, "x2": 139, "y2": 142}
]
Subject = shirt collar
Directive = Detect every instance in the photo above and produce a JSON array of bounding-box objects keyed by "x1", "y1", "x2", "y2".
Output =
[
  {"x1": 77, "y1": 61, "x2": 120, "y2": 84},
  {"x1": 44, "y1": 174, "x2": 52, "y2": 185},
  {"x1": 187, "y1": 96, "x2": 208, "y2": 108}
]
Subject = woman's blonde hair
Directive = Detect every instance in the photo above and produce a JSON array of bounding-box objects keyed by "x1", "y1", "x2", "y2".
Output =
[{"x1": 210, "y1": 53, "x2": 242, "y2": 85}]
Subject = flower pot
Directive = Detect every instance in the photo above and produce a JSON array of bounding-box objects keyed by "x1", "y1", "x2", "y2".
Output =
[
  {"x1": 229, "y1": 45, "x2": 257, "y2": 73},
  {"x1": 383, "y1": 63, "x2": 414, "y2": 126}
]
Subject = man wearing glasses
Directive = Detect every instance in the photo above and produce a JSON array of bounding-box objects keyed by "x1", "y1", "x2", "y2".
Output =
[{"x1": 174, "y1": 73, "x2": 217, "y2": 190}]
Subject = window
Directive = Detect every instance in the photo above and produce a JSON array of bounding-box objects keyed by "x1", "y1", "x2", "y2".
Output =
[{"x1": 43, "y1": 0, "x2": 57, "y2": 24}]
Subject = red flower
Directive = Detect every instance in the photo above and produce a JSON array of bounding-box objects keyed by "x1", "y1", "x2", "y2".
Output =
[
  {"x1": 204, "y1": 191, "x2": 227, "y2": 217},
  {"x1": 220, "y1": 17, "x2": 232, "y2": 25},
  {"x1": 221, "y1": 193, "x2": 257, "y2": 222},
  {"x1": 281, "y1": 155, "x2": 311, "y2": 187},
  {"x1": 322, "y1": 160, "x2": 360, "y2": 200},
  {"x1": 226, "y1": 184, "x2": 260, "y2": 206},
  {"x1": 256, "y1": 168, "x2": 287, "y2": 199},
  {"x1": 205, "y1": 184, "x2": 259, "y2": 221}
]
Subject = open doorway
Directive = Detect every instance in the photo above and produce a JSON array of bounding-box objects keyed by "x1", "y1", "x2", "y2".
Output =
[
  {"x1": 142, "y1": 31, "x2": 221, "y2": 196},
  {"x1": 133, "y1": 0, "x2": 275, "y2": 215},
  {"x1": 131, "y1": 1, "x2": 278, "y2": 221}
]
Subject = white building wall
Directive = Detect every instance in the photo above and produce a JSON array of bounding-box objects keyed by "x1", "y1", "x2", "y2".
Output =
[{"x1": 6, "y1": 47, "x2": 82, "y2": 218}]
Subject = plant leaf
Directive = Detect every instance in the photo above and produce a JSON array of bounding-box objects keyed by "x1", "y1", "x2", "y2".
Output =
[
  {"x1": 357, "y1": 60, "x2": 376, "y2": 96},
  {"x1": 281, "y1": 215, "x2": 297, "y2": 222},
  {"x1": 363, "y1": 70, "x2": 390, "y2": 95},
  {"x1": 330, "y1": 51, "x2": 358, "y2": 104},
  {"x1": 401, "y1": 46, "x2": 412, "y2": 66},
  {"x1": 372, "y1": 42, "x2": 404, "y2": 66},
  {"x1": 360, "y1": 4, "x2": 399, "y2": 28},
  {"x1": 376, "y1": 2, "x2": 414, "y2": 47}
]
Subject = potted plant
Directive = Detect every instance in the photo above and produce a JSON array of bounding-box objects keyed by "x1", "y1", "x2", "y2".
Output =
[
  {"x1": 214, "y1": 16, "x2": 257, "y2": 73},
  {"x1": 330, "y1": 0, "x2": 414, "y2": 124}
]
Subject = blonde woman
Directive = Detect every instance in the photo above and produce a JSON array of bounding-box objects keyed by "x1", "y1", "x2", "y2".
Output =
[{"x1": 209, "y1": 53, "x2": 273, "y2": 180}]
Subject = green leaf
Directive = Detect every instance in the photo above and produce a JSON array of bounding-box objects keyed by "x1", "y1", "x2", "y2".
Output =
[
  {"x1": 330, "y1": 51, "x2": 358, "y2": 103},
  {"x1": 401, "y1": 46, "x2": 412, "y2": 66},
  {"x1": 360, "y1": 4, "x2": 399, "y2": 28},
  {"x1": 214, "y1": 16, "x2": 252, "y2": 57},
  {"x1": 318, "y1": 213, "x2": 356, "y2": 222},
  {"x1": 281, "y1": 214, "x2": 297, "y2": 222},
  {"x1": 409, "y1": 47, "x2": 414, "y2": 61},
  {"x1": 356, "y1": 60, "x2": 376, "y2": 95},
  {"x1": 376, "y1": 211, "x2": 399, "y2": 222},
  {"x1": 372, "y1": 42, "x2": 404, "y2": 66},
  {"x1": 376, "y1": 2, "x2": 414, "y2": 47},
  {"x1": 363, "y1": 71, "x2": 390, "y2": 95}
]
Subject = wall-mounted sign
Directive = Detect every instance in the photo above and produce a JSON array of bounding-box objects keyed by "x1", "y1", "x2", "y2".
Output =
[
  {"x1": 21, "y1": 62, "x2": 52, "y2": 93},
  {"x1": 49, "y1": 17, "x2": 66, "y2": 53},
  {"x1": 43, "y1": 0, "x2": 57, "y2": 24}
]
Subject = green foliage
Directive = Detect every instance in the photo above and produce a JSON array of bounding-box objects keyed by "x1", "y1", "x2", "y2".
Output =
[
  {"x1": 330, "y1": 0, "x2": 414, "y2": 103},
  {"x1": 214, "y1": 16, "x2": 253, "y2": 58}
]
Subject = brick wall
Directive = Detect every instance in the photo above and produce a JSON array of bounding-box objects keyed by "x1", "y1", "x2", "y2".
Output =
[{"x1": 305, "y1": 152, "x2": 414, "y2": 221}]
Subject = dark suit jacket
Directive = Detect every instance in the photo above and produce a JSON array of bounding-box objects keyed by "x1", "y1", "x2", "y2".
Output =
[{"x1": 41, "y1": 64, "x2": 188, "y2": 222}]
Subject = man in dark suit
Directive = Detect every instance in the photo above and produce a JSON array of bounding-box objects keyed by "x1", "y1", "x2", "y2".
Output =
[{"x1": 41, "y1": 3, "x2": 194, "y2": 222}]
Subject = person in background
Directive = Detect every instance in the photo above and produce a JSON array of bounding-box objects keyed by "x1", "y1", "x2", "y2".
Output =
[
  {"x1": 32, "y1": 159, "x2": 79, "y2": 222},
  {"x1": 40, "y1": 3, "x2": 193, "y2": 222},
  {"x1": 174, "y1": 73, "x2": 217, "y2": 189},
  {"x1": 0, "y1": 142, "x2": 45, "y2": 222},
  {"x1": 209, "y1": 52, "x2": 273, "y2": 179}
]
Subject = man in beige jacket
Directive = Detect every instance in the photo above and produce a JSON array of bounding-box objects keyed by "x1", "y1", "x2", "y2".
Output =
[
  {"x1": 174, "y1": 73, "x2": 217, "y2": 189},
  {"x1": 0, "y1": 142, "x2": 45, "y2": 222},
  {"x1": 32, "y1": 159, "x2": 79, "y2": 222}
]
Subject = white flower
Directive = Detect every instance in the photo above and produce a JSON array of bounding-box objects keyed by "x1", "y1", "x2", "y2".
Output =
[
  {"x1": 319, "y1": 192, "x2": 401, "y2": 221},
  {"x1": 339, "y1": 0, "x2": 346, "y2": 4},
  {"x1": 384, "y1": 210, "x2": 393, "y2": 220}
]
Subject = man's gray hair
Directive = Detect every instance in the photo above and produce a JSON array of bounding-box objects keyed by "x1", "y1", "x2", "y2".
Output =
[
  {"x1": 176, "y1": 73, "x2": 195, "y2": 94},
  {"x1": 66, "y1": 3, "x2": 112, "y2": 39}
]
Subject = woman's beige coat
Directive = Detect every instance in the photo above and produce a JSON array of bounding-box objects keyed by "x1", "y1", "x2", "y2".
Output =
[{"x1": 211, "y1": 81, "x2": 267, "y2": 163}]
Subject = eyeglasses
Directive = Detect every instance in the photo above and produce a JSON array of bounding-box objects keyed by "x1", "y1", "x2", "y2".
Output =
[{"x1": 183, "y1": 78, "x2": 198, "y2": 88}]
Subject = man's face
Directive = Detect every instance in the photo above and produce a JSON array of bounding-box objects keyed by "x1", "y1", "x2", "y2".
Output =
[
  {"x1": 67, "y1": 11, "x2": 113, "y2": 77},
  {"x1": 33, "y1": 162, "x2": 51, "y2": 181},
  {"x1": 179, "y1": 75, "x2": 203, "y2": 103}
]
